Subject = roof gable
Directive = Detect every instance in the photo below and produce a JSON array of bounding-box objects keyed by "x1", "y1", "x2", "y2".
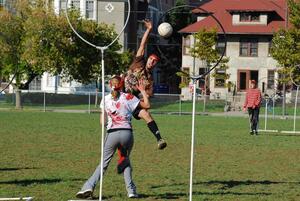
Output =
[{"x1": 179, "y1": 0, "x2": 287, "y2": 35}]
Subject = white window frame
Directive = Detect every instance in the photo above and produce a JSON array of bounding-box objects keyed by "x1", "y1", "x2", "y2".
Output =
[{"x1": 85, "y1": 0, "x2": 94, "y2": 19}]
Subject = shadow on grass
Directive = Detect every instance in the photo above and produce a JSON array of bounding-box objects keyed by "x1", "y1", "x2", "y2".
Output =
[
  {"x1": 147, "y1": 180, "x2": 300, "y2": 199},
  {"x1": 0, "y1": 178, "x2": 62, "y2": 186},
  {"x1": 151, "y1": 180, "x2": 300, "y2": 189},
  {"x1": 264, "y1": 133, "x2": 300, "y2": 137},
  {"x1": 139, "y1": 191, "x2": 272, "y2": 200},
  {"x1": 202, "y1": 180, "x2": 300, "y2": 189},
  {"x1": 195, "y1": 191, "x2": 271, "y2": 196},
  {"x1": 0, "y1": 167, "x2": 39, "y2": 172},
  {"x1": 87, "y1": 195, "x2": 113, "y2": 200},
  {"x1": 140, "y1": 192, "x2": 184, "y2": 199},
  {"x1": 0, "y1": 178, "x2": 85, "y2": 186}
]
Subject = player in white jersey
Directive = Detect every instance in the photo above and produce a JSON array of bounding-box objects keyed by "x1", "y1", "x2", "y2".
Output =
[{"x1": 76, "y1": 75, "x2": 150, "y2": 199}]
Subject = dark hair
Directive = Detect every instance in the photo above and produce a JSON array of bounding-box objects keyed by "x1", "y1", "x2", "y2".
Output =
[{"x1": 149, "y1": 53, "x2": 160, "y2": 61}]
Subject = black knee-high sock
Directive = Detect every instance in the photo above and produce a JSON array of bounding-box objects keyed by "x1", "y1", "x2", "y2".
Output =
[{"x1": 147, "y1": 121, "x2": 162, "y2": 141}]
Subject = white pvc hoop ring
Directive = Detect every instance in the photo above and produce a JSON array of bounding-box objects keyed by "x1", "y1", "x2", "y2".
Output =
[
  {"x1": 64, "y1": 2, "x2": 131, "y2": 201},
  {"x1": 290, "y1": 64, "x2": 300, "y2": 132},
  {"x1": 65, "y1": 0, "x2": 131, "y2": 50}
]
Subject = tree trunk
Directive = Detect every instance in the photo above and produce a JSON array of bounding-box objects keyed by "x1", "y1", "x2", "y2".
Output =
[
  {"x1": 15, "y1": 88, "x2": 22, "y2": 109},
  {"x1": 94, "y1": 88, "x2": 99, "y2": 108}
]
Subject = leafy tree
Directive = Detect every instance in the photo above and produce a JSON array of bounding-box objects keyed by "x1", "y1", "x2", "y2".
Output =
[
  {"x1": 271, "y1": 0, "x2": 300, "y2": 115},
  {"x1": 0, "y1": 0, "x2": 132, "y2": 109},
  {"x1": 59, "y1": 11, "x2": 132, "y2": 84},
  {"x1": 288, "y1": 0, "x2": 300, "y2": 29},
  {"x1": 0, "y1": 1, "x2": 32, "y2": 109},
  {"x1": 168, "y1": 0, "x2": 194, "y2": 33},
  {"x1": 22, "y1": 7, "x2": 132, "y2": 85},
  {"x1": 271, "y1": 0, "x2": 300, "y2": 74},
  {"x1": 179, "y1": 28, "x2": 229, "y2": 94},
  {"x1": 271, "y1": 29, "x2": 300, "y2": 78}
]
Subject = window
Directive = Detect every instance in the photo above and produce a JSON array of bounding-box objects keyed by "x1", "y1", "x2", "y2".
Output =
[
  {"x1": 216, "y1": 36, "x2": 226, "y2": 55},
  {"x1": 215, "y1": 68, "x2": 226, "y2": 88},
  {"x1": 267, "y1": 70, "x2": 275, "y2": 89},
  {"x1": 56, "y1": 76, "x2": 62, "y2": 87},
  {"x1": 71, "y1": 0, "x2": 80, "y2": 9},
  {"x1": 60, "y1": 0, "x2": 67, "y2": 13},
  {"x1": 86, "y1": 1, "x2": 94, "y2": 19},
  {"x1": 240, "y1": 38, "x2": 258, "y2": 57},
  {"x1": 240, "y1": 13, "x2": 260, "y2": 22},
  {"x1": 268, "y1": 39, "x2": 273, "y2": 57},
  {"x1": 47, "y1": 75, "x2": 54, "y2": 87},
  {"x1": 0, "y1": 0, "x2": 4, "y2": 10},
  {"x1": 29, "y1": 76, "x2": 42, "y2": 91},
  {"x1": 198, "y1": 68, "x2": 206, "y2": 89},
  {"x1": 183, "y1": 36, "x2": 191, "y2": 55}
]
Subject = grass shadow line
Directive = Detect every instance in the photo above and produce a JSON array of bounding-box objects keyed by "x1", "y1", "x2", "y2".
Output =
[
  {"x1": 140, "y1": 191, "x2": 272, "y2": 200},
  {"x1": 264, "y1": 133, "x2": 300, "y2": 137},
  {"x1": 200, "y1": 180, "x2": 298, "y2": 189},
  {"x1": 0, "y1": 178, "x2": 62, "y2": 186},
  {"x1": 151, "y1": 179, "x2": 299, "y2": 190},
  {"x1": 0, "y1": 167, "x2": 39, "y2": 172}
]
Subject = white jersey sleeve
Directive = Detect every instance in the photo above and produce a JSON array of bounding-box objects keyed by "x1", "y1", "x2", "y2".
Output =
[
  {"x1": 124, "y1": 93, "x2": 140, "y2": 112},
  {"x1": 100, "y1": 94, "x2": 111, "y2": 110}
]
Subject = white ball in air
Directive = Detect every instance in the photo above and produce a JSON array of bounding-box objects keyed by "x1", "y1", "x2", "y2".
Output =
[{"x1": 158, "y1": 22, "x2": 173, "y2": 38}]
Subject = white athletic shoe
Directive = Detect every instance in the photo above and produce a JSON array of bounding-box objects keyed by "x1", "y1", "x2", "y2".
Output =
[
  {"x1": 158, "y1": 139, "x2": 167, "y2": 150},
  {"x1": 128, "y1": 193, "x2": 139, "y2": 198},
  {"x1": 76, "y1": 189, "x2": 93, "y2": 199}
]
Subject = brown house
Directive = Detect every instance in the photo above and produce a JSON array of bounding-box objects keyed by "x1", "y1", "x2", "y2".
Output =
[{"x1": 179, "y1": 0, "x2": 288, "y2": 100}]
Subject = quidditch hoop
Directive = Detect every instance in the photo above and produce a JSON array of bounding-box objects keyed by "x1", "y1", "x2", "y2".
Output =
[
  {"x1": 65, "y1": 0, "x2": 131, "y2": 49},
  {"x1": 158, "y1": 5, "x2": 227, "y2": 81}
]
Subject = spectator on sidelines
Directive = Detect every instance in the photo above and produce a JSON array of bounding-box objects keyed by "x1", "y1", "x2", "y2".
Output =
[{"x1": 243, "y1": 80, "x2": 262, "y2": 135}]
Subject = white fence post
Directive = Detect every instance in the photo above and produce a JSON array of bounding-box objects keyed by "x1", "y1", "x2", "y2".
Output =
[{"x1": 88, "y1": 92, "x2": 91, "y2": 114}]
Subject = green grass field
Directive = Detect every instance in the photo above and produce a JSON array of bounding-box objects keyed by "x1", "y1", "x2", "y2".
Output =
[
  {"x1": 1, "y1": 99, "x2": 298, "y2": 115},
  {"x1": 0, "y1": 99, "x2": 226, "y2": 113},
  {"x1": 0, "y1": 111, "x2": 299, "y2": 201}
]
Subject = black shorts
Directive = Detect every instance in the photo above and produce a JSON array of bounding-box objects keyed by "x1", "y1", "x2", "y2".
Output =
[{"x1": 132, "y1": 105, "x2": 142, "y2": 120}]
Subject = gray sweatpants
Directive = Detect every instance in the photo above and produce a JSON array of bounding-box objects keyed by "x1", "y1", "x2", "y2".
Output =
[{"x1": 80, "y1": 129, "x2": 136, "y2": 195}]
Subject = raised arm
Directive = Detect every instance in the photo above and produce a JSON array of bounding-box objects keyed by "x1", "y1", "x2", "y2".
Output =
[{"x1": 136, "y1": 20, "x2": 152, "y2": 57}]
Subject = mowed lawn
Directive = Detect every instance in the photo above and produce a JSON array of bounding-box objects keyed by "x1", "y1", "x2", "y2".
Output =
[{"x1": 0, "y1": 111, "x2": 299, "y2": 201}]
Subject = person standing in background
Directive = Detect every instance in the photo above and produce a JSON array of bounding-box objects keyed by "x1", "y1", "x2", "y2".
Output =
[{"x1": 243, "y1": 80, "x2": 262, "y2": 135}]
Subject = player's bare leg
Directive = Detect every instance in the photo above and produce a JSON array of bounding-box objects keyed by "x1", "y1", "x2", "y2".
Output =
[{"x1": 138, "y1": 109, "x2": 167, "y2": 150}]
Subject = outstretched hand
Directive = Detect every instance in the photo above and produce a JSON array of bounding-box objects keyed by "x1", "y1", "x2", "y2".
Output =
[
  {"x1": 136, "y1": 79, "x2": 146, "y2": 92},
  {"x1": 144, "y1": 19, "x2": 152, "y2": 30}
]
